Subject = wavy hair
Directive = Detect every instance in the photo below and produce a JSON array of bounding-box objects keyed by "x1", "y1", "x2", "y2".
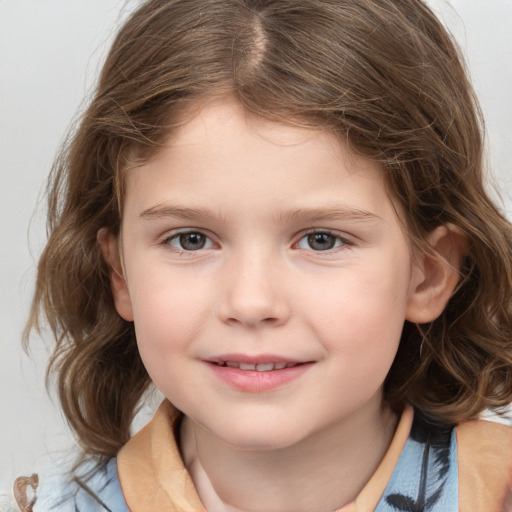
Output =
[{"x1": 27, "y1": 0, "x2": 512, "y2": 457}]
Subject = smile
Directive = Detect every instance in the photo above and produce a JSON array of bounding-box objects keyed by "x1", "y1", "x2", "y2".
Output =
[
  {"x1": 213, "y1": 361, "x2": 300, "y2": 371},
  {"x1": 206, "y1": 356, "x2": 313, "y2": 392}
]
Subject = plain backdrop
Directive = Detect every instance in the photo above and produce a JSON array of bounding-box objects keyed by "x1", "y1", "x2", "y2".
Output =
[{"x1": 1, "y1": 0, "x2": 511, "y2": 506}]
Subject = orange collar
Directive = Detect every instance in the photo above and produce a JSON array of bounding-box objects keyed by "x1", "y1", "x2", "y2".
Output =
[
  {"x1": 117, "y1": 401, "x2": 413, "y2": 512},
  {"x1": 118, "y1": 401, "x2": 206, "y2": 511}
]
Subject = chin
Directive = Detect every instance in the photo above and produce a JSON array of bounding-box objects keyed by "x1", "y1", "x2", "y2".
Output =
[{"x1": 208, "y1": 421, "x2": 311, "y2": 452}]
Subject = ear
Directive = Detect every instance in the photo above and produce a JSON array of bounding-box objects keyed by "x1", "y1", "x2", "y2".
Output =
[
  {"x1": 97, "y1": 228, "x2": 134, "y2": 322},
  {"x1": 405, "y1": 224, "x2": 468, "y2": 324}
]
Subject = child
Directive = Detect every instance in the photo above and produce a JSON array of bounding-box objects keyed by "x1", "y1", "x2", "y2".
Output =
[{"x1": 16, "y1": 0, "x2": 512, "y2": 510}]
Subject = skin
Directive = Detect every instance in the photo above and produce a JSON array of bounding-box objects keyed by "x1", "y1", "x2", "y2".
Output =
[{"x1": 103, "y1": 97, "x2": 463, "y2": 511}]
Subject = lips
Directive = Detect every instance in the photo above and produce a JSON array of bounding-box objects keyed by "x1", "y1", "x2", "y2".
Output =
[
  {"x1": 212, "y1": 361, "x2": 301, "y2": 371},
  {"x1": 205, "y1": 354, "x2": 313, "y2": 392}
]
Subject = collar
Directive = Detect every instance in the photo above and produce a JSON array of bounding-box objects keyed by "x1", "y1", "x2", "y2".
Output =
[
  {"x1": 117, "y1": 401, "x2": 413, "y2": 512},
  {"x1": 118, "y1": 400, "x2": 206, "y2": 511}
]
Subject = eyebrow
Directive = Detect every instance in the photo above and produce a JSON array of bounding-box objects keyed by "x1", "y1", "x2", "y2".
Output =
[
  {"x1": 140, "y1": 204, "x2": 218, "y2": 221},
  {"x1": 140, "y1": 203, "x2": 381, "y2": 224},
  {"x1": 274, "y1": 206, "x2": 382, "y2": 224}
]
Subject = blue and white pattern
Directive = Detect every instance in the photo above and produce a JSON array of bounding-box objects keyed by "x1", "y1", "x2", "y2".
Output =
[
  {"x1": 376, "y1": 411, "x2": 458, "y2": 511},
  {"x1": 34, "y1": 459, "x2": 128, "y2": 512}
]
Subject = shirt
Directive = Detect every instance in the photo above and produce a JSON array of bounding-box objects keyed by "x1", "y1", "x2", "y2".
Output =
[{"x1": 23, "y1": 401, "x2": 512, "y2": 511}]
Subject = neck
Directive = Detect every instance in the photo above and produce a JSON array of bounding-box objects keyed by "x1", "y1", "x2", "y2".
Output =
[{"x1": 180, "y1": 395, "x2": 397, "y2": 512}]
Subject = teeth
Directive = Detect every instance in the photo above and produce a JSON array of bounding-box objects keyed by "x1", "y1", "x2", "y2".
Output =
[
  {"x1": 239, "y1": 362, "x2": 256, "y2": 370},
  {"x1": 217, "y1": 361, "x2": 299, "y2": 371},
  {"x1": 256, "y1": 363, "x2": 274, "y2": 372}
]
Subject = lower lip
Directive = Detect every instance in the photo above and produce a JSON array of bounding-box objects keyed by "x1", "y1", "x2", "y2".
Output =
[{"x1": 206, "y1": 362, "x2": 313, "y2": 392}]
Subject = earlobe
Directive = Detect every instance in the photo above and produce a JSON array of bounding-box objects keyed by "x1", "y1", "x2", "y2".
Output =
[
  {"x1": 405, "y1": 224, "x2": 468, "y2": 324},
  {"x1": 97, "y1": 228, "x2": 134, "y2": 322}
]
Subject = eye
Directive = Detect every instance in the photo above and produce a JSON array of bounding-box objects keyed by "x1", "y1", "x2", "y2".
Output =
[
  {"x1": 296, "y1": 231, "x2": 347, "y2": 251},
  {"x1": 166, "y1": 231, "x2": 213, "y2": 251}
]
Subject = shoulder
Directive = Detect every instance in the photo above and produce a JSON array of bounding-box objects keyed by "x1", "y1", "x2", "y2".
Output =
[
  {"x1": 456, "y1": 418, "x2": 512, "y2": 512},
  {"x1": 16, "y1": 458, "x2": 129, "y2": 512}
]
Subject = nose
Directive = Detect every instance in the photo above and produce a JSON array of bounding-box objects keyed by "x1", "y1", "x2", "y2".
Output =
[{"x1": 217, "y1": 250, "x2": 290, "y2": 328}]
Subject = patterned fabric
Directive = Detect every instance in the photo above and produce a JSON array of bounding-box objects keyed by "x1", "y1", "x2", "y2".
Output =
[
  {"x1": 372, "y1": 411, "x2": 459, "y2": 511},
  {"x1": 20, "y1": 403, "x2": 512, "y2": 511},
  {"x1": 32, "y1": 459, "x2": 128, "y2": 512}
]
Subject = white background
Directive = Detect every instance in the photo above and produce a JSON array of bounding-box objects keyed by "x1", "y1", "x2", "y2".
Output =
[{"x1": 1, "y1": 0, "x2": 511, "y2": 506}]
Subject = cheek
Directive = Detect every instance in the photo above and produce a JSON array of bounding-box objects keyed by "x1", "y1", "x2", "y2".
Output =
[
  {"x1": 127, "y1": 270, "x2": 212, "y2": 362},
  {"x1": 310, "y1": 261, "x2": 409, "y2": 323},
  {"x1": 305, "y1": 259, "x2": 410, "y2": 366},
  {"x1": 130, "y1": 286, "x2": 210, "y2": 398}
]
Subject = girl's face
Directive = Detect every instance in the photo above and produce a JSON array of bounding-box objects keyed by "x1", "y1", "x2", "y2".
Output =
[{"x1": 114, "y1": 97, "x2": 423, "y2": 450}]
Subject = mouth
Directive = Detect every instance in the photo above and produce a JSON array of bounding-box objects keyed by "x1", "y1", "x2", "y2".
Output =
[
  {"x1": 210, "y1": 361, "x2": 302, "y2": 372},
  {"x1": 205, "y1": 355, "x2": 313, "y2": 392}
]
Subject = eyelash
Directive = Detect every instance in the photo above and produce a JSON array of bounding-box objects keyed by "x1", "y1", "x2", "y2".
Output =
[
  {"x1": 162, "y1": 229, "x2": 353, "y2": 254},
  {"x1": 295, "y1": 230, "x2": 352, "y2": 252},
  {"x1": 163, "y1": 231, "x2": 215, "y2": 252}
]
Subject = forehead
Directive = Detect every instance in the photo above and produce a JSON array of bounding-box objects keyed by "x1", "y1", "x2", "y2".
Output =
[
  {"x1": 123, "y1": 96, "x2": 401, "y2": 227},
  {"x1": 131, "y1": 96, "x2": 383, "y2": 184},
  {"x1": 168, "y1": 96, "x2": 334, "y2": 148}
]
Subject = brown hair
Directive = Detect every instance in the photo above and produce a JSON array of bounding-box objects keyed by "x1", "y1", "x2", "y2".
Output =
[{"x1": 27, "y1": 0, "x2": 512, "y2": 458}]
